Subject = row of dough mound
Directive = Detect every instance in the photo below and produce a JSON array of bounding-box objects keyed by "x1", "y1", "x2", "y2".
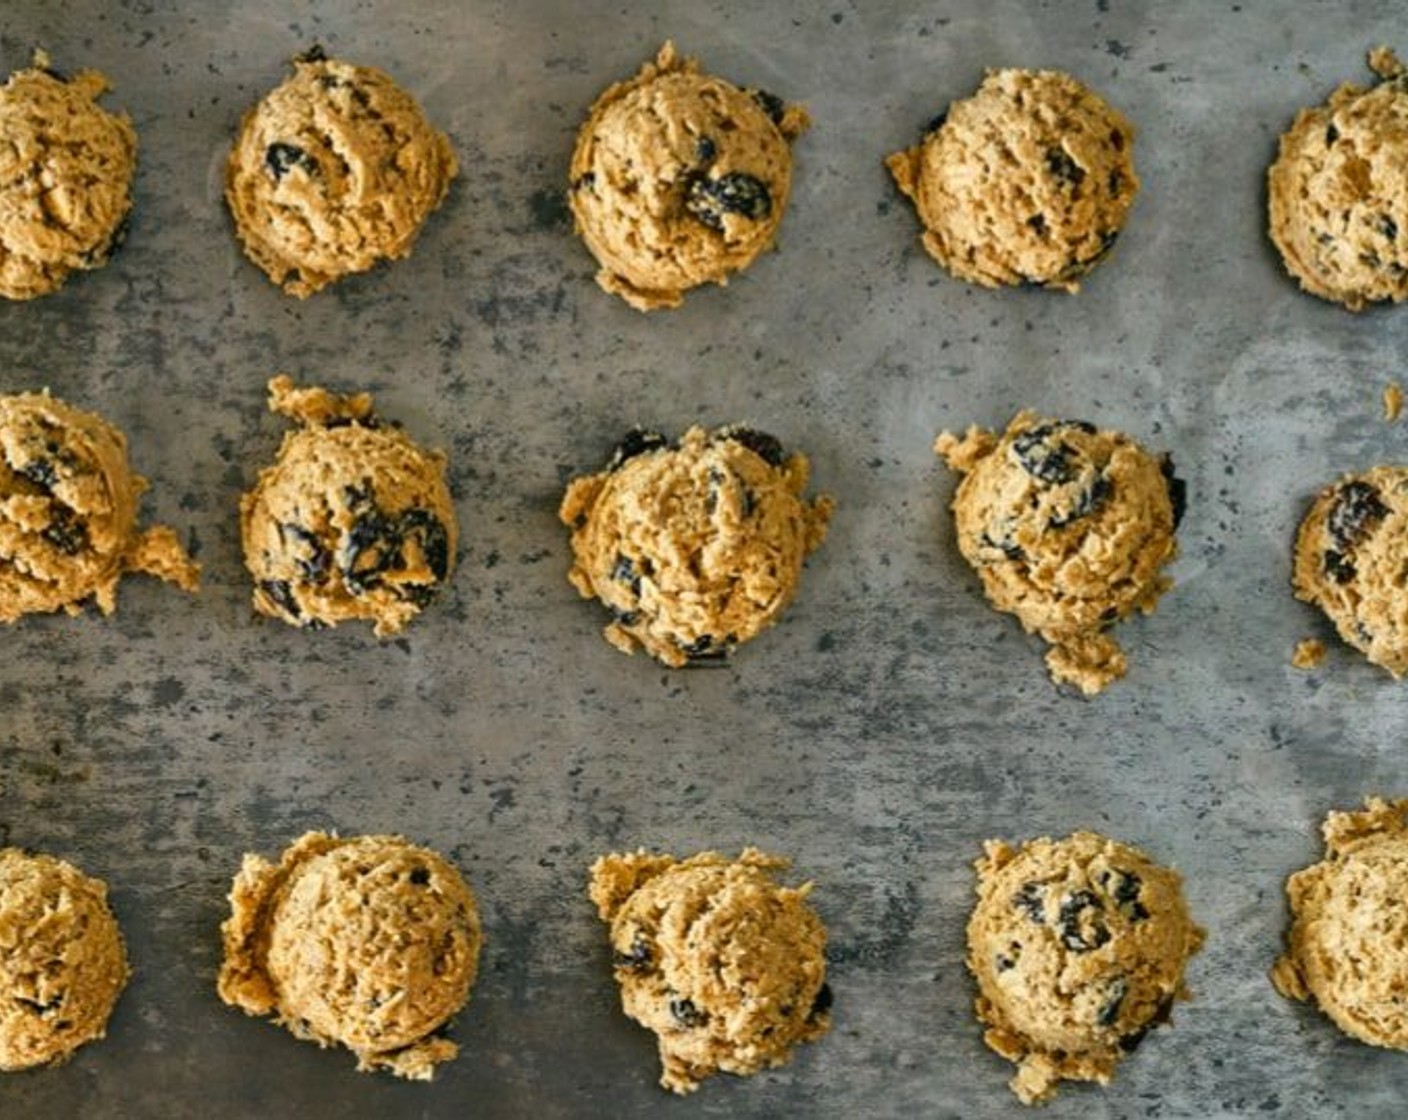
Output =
[
  {"x1": 4, "y1": 43, "x2": 1405, "y2": 310},
  {"x1": 4, "y1": 802, "x2": 1406, "y2": 1104},
  {"x1": 3, "y1": 387, "x2": 1406, "y2": 691}
]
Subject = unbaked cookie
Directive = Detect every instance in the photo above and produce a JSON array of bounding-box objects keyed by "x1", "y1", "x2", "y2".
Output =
[
  {"x1": 935, "y1": 411, "x2": 1182, "y2": 694},
  {"x1": 1292, "y1": 466, "x2": 1408, "y2": 675},
  {"x1": 226, "y1": 47, "x2": 457, "y2": 297},
  {"x1": 0, "y1": 848, "x2": 129, "y2": 1071},
  {"x1": 1272, "y1": 797, "x2": 1408, "y2": 1049},
  {"x1": 1268, "y1": 48, "x2": 1408, "y2": 311},
  {"x1": 589, "y1": 847, "x2": 831, "y2": 1094},
  {"x1": 217, "y1": 831, "x2": 482, "y2": 1080},
  {"x1": 568, "y1": 42, "x2": 809, "y2": 311},
  {"x1": 559, "y1": 425, "x2": 833, "y2": 666},
  {"x1": 240, "y1": 375, "x2": 455, "y2": 637},
  {"x1": 0, "y1": 52, "x2": 135, "y2": 300},
  {"x1": 886, "y1": 68, "x2": 1138, "y2": 292},
  {"x1": 0, "y1": 391, "x2": 199, "y2": 621},
  {"x1": 968, "y1": 832, "x2": 1204, "y2": 1105}
]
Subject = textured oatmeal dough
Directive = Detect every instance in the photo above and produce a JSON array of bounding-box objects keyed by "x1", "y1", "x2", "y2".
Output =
[
  {"x1": 1292, "y1": 465, "x2": 1408, "y2": 675},
  {"x1": 241, "y1": 375, "x2": 455, "y2": 637},
  {"x1": 217, "y1": 832, "x2": 482, "y2": 1080},
  {"x1": 568, "y1": 42, "x2": 809, "y2": 310},
  {"x1": 0, "y1": 52, "x2": 136, "y2": 300},
  {"x1": 0, "y1": 849, "x2": 129, "y2": 1071},
  {"x1": 226, "y1": 49, "x2": 457, "y2": 297},
  {"x1": 0, "y1": 392, "x2": 198, "y2": 621},
  {"x1": 589, "y1": 848, "x2": 831, "y2": 1094},
  {"x1": 935, "y1": 411, "x2": 1181, "y2": 694},
  {"x1": 1268, "y1": 48, "x2": 1408, "y2": 311},
  {"x1": 886, "y1": 68, "x2": 1137, "y2": 292},
  {"x1": 968, "y1": 833, "x2": 1204, "y2": 1105},
  {"x1": 559, "y1": 426, "x2": 833, "y2": 666},
  {"x1": 1272, "y1": 798, "x2": 1408, "y2": 1049}
]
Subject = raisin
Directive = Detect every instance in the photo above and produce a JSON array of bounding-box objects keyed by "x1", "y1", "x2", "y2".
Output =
[
  {"x1": 282, "y1": 523, "x2": 330, "y2": 584},
  {"x1": 571, "y1": 171, "x2": 596, "y2": 192},
  {"x1": 1118, "y1": 994, "x2": 1173, "y2": 1053},
  {"x1": 1098, "y1": 978, "x2": 1127, "y2": 1027},
  {"x1": 1099, "y1": 868, "x2": 1149, "y2": 922},
  {"x1": 1013, "y1": 881, "x2": 1046, "y2": 924},
  {"x1": 1381, "y1": 215, "x2": 1399, "y2": 242},
  {"x1": 683, "y1": 634, "x2": 715, "y2": 656},
  {"x1": 1057, "y1": 890, "x2": 1111, "y2": 953},
  {"x1": 613, "y1": 937, "x2": 652, "y2": 970},
  {"x1": 1161, "y1": 456, "x2": 1187, "y2": 531},
  {"x1": 1324, "y1": 549, "x2": 1356, "y2": 583},
  {"x1": 719, "y1": 427, "x2": 786, "y2": 467},
  {"x1": 982, "y1": 532, "x2": 1025, "y2": 561},
  {"x1": 18, "y1": 459, "x2": 58, "y2": 490},
  {"x1": 15, "y1": 995, "x2": 61, "y2": 1014},
  {"x1": 1049, "y1": 474, "x2": 1112, "y2": 529},
  {"x1": 1045, "y1": 147, "x2": 1087, "y2": 187},
  {"x1": 259, "y1": 579, "x2": 301, "y2": 620},
  {"x1": 995, "y1": 952, "x2": 1017, "y2": 972},
  {"x1": 607, "y1": 429, "x2": 668, "y2": 472},
  {"x1": 685, "y1": 172, "x2": 772, "y2": 231},
  {"x1": 341, "y1": 510, "x2": 399, "y2": 593},
  {"x1": 695, "y1": 135, "x2": 717, "y2": 164},
  {"x1": 297, "y1": 44, "x2": 328, "y2": 64},
  {"x1": 41, "y1": 507, "x2": 86, "y2": 555},
  {"x1": 807, "y1": 983, "x2": 834, "y2": 1021},
  {"x1": 399, "y1": 509, "x2": 451, "y2": 583},
  {"x1": 409, "y1": 866, "x2": 431, "y2": 886},
  {"x1": 611, "y1": 555, "x2": 642, "y2": 597},
  {"x1": 1325, "y1": 122, "x2": 1340, "y2": 145},
  {"x1": 1327, "y1": 481, "x2": 1388, "y2": 551},
  {"x1": 265, "y1": 142, "x2": 319, "y2": 181},
  {"x1": 669, "y1": 997, "x2": 707, "y2": 1027},
  {"x1": 1027, "y1": 213, "x2": 1049, "y2": 237},
  {"x1": 751, "y1": 89, "x2": 787, "y2": 125},
  {"x1": 924, "y1": 111, "x2": 948, "y2": 135},
  {"x1": 609, "y1": 606, "x2": 640, "y2": 627},
  {"x1": 1011, "y1": 422, "x2": 1092, "y2": 485}
]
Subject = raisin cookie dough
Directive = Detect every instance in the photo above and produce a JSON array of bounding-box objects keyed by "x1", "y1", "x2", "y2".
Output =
[
  {"x1": 1268, "y1": 48, "x2": 1408, "y2": 311},
  {"x1": 1292, "y1": 466, "x2": 1408, "y2": 676},
  {"x1": 217, "y1": 831, "x2": 482, "y2": 1080},
  {"x1": 241, "y1": 375, "x2": 455, "y2": 637},
  {"x1": 0, "y1": 52, "x2": 136, "y2": 300},
  {"x1": 0, "y1": 391, "x2": 199, "y2": 622},
  {"x1": 1272, "y1": 798, "x2": 1408, "y2": 1048},
  {"x1": 568, "y1": 42, "x2": 810, "y2": 310},
  {"x1": 936, "y1": 411, "x2": 1182, "y2": 694},
  {"x1": 226, "y1": 48, "x2": 457, "y2": 297},
  {"x1": 589, "y1": 848, "x2": 831, "y2": 1094},
  {"x1": 886, "y1": 68, "x2": 1138, "y2": 292},
  {"x1": 560, "y1": 426, "x2": 833, "y2": 666},
  {"x1": 0, "y1": 849, "x2": 130, "y2": 1071},
  {"x1": 968, "y1": 833, "x2": 1204, "y2": 1105}
]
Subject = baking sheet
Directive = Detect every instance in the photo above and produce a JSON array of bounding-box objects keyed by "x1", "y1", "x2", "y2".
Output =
[{"x1": 3, "y1": 1, "x2": 1408, "y2": 1116}]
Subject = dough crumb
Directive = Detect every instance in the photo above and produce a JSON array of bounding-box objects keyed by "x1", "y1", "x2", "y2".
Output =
[
  {"x1": 1383, "y1": 382, "x2": 1403, "y2": 422},
  {"x1": 1291, "y1": 637, "x2": 1327, "y2": 669}
]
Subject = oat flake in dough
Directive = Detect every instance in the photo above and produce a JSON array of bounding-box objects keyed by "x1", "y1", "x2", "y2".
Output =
[
  {"x1": 217, "y1": 831, "x2": 482, "y2": 1080},
  {"x1": 886, "y1": 68, "x2": 1138, "y2": 292},
  {"x1": 1268, "y1": 47, "x2": 1408, "y2": 311},
  {"x1": 935, "y1": 411, "x2": 1182, "y2": 695},
  {"x1": 1272, "y1": 798, "x2": 1408, "y2": 1050},
  {"x1": 569, "y1": 42, "x2": 809, "y2": 310},
  {"x1": 967, "y1": 832, "x2": 1204, "y2": 1105},
  {"x1": 589, "y1": 847, "x2": 831, "y2": 1094},
  {"x1": 0, "y1": 848, "x2": 130, "y2": 1071},
  {"x1": 226, "y1": 49, "x2": 457, "y2": 297},
  {"x1": 0, "y1": 52, "x2": 136, "y2": 300},
  {"x1": 559, "y1": 425, "x2": 833, "y2": 666},
  {"x1": 240, "y1": 375, "x2": 456, "y2": 637},
  {"x1": 0, "y1": 391, "x2": 198, "y2": 621}
]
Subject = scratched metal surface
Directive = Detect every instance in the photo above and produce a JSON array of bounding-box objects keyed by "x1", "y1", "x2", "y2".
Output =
[{"x1": 1, "y1": 1, "x2": 1407, "y2": 1117}]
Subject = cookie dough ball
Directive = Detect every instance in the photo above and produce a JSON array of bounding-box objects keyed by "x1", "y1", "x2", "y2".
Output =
[
  {"x1": 886, "y1": 68, "x2": 1138, "y2": 292},
  {"x1": 935, "y1": 411, "x2": 1182, "y2": 694},
  {"x1": 1268, "y1": 48, "x2": 1408, "y2": 311},
  {"x1": 968, "y1": 833, "x2": 1204, "y2": 1105},
  {"x1": 1292, "y1": 466, "x2": 1408, "y2": 675},
  {"x1": 226, "y1": 48, "x2": 457, "y2": 297},
  {"x1": 559, "y1": 425, "x2": 833, "y2": 666},
  {"x1": 240, "y1": 375, "x2": 456, "y2": 637},
  {"x1": 1272, "y1": 798, "x2": 1408, "y2": 1048},
  {"x1": 0, "y1": 849, "x2": 129, "y2": 1071},
  {"x1": 568, "y1": 42, "x2": 810, "y2": 311},
  {"x1": 589, "y1": 848, "x2": 831, "y2": 1094},
  {"x1": 0, "y1": 53, "x2": 136, "y2": 300},
  {"x1": 217, "y1": 831, "x2": 482, "y2": 1080},
  {"x1": 0, "y1": 392, "x2": 199, "y2": 621}
]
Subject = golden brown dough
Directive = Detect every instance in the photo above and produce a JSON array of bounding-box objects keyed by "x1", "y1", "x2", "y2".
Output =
[
  {"x1": 217, "y1": 831, "x2": 482, "y2": 1080},
  {"x1": 589, "y1": 847, "x2": 831, "y2": 1094}
]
